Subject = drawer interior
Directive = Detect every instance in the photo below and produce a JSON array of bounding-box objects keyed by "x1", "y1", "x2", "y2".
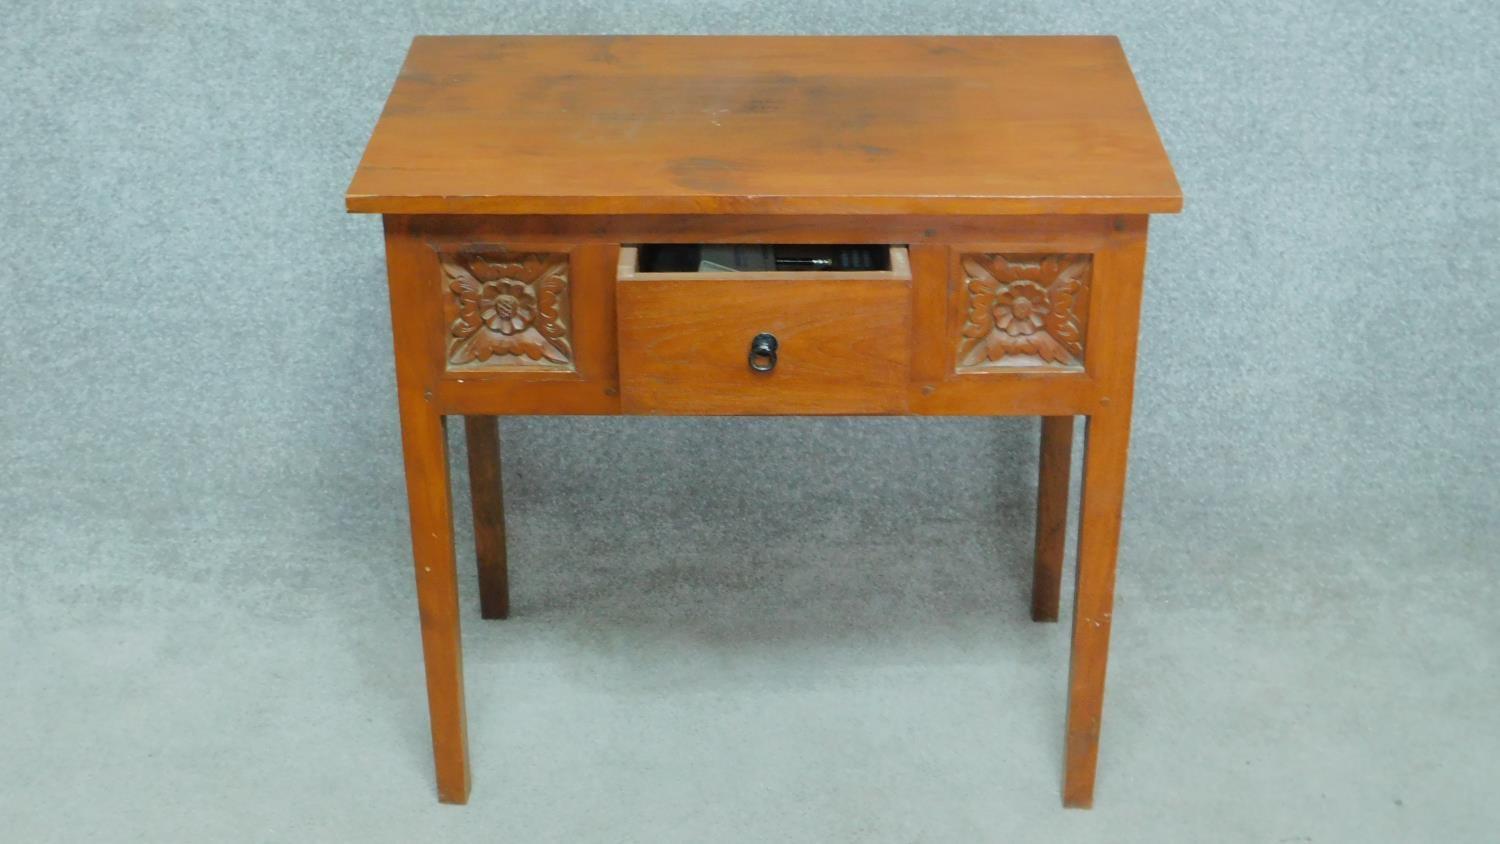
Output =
[{"x1": 619, "y1": 244, "x2": 911, "y2": 282}]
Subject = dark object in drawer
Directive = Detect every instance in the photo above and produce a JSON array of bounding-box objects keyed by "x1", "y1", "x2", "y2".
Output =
[{"x1": 637, "y1": 244, "x2": 892, "y2": 273}]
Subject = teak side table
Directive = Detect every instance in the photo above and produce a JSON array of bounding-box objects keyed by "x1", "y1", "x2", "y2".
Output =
[{"x1": 347, "y1": 35, "x2": 1181, "y2": 806}]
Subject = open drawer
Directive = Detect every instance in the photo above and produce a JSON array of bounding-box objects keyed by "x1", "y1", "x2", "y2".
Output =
[{"x1": 615, "y1": 244, "x2": 913, "y2": 415}]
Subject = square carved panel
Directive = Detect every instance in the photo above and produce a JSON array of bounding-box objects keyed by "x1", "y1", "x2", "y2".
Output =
[
  {"x1": 438, "y1": 246, "x2": 574, "y2": 371},
  {"x1": 956, "y1": 253, "x2": 1091, "y2": 371}
]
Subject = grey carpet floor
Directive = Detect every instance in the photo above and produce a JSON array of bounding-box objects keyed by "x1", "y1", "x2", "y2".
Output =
[
  {"x1": 3, "y1": 419, "x2": 1495, "y2": 841},
  {"x1": 3, "y1": 0, "x2": 1498, "y2": 840}
]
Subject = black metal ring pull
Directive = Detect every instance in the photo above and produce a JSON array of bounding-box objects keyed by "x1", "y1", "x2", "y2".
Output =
[{"x1": 748, "y1": 333, "x2": 778, "y2": 373}]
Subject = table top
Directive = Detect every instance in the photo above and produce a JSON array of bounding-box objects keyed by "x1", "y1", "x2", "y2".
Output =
[{"x1": 346, "y1": 35, "x2": 1181, "y2": 217}]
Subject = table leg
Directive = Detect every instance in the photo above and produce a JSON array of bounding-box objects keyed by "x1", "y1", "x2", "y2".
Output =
[
  {"x1": 1031, "y1": 415, "x2": 1074, "y2": 622},
  {"x1": 1062, "y1": 406, "x2": 1132, "y2": 808},
  {"x1": 464, "y1": 416, "x2": 511, "y2": 620},
  {"x1": 397, "y1": 404, "x2": 471, "y2": 804}
]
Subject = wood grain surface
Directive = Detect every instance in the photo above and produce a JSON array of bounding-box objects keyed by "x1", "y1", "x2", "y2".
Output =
[{"x1": 347, "y1": 36, "x2": 1181, "y2": 216}]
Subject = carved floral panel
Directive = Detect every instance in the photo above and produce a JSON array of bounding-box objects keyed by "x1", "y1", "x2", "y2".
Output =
[
  {"x1": 956, "y1": 253, "x2": 1091, "y2": 371},
  {"x1": 439, "y1": 247, "x2": 573, "y2": 370}
]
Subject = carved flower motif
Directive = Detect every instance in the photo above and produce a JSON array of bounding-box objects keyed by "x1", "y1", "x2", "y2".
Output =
[
  {"x1": 993, "y1": 280, "x2": 1051, "y2": 337},
  {"x1": 959, "y1": 254, "x2": 1090, "y2": 368},
  {"x1": 476, "y1": 280, "x2": 536, "y2": 335},
  {"x1": 444, "y1": 251, "x2": 572, "y2": 367}
]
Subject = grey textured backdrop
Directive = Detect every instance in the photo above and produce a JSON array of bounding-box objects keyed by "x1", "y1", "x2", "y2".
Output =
[{"x1": 2, "y1": 1, "x2": 1496, "y2": 841}]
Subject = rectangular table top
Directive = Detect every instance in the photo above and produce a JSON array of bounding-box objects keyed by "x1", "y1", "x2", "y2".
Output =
[{"x1": 347, "y1": 35, "x2": 1181, "y2": 217}]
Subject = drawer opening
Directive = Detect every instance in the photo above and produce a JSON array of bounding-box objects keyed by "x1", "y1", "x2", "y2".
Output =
[{"x1": 620, "y1": 244, "x2": 910, "y2": 282}]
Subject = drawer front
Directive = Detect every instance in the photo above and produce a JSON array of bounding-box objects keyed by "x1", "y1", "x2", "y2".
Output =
[{"x1": 617, "y1": 277, "x2": 912, "y2": 414}]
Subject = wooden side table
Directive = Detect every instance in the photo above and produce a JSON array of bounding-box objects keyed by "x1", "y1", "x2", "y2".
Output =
[{"x1": 347, "y1": 35, "x2": 1181, "y2": 806}]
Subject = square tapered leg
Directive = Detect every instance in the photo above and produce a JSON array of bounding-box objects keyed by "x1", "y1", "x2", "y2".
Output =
[
  {"x1": 464, "y1": 416, "x2": 510, "y2": 620},
  {"x1": 1032, "y1": 415, "x2": 1074, "y2": 622},
  {"x1": 386, "y1": 214, "x2": 471, "y2": 805},
  {"x1": 395, "y1": 405, "x2": 470, "y2": 804},
  {"x1": 1061, "y1": 407, "x2": 1132, "y2": 808}
]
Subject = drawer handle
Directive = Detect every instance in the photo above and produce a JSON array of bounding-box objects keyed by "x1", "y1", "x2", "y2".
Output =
[{"x1": 748, "y1": 333, "x2": 778, "y2": 373}]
